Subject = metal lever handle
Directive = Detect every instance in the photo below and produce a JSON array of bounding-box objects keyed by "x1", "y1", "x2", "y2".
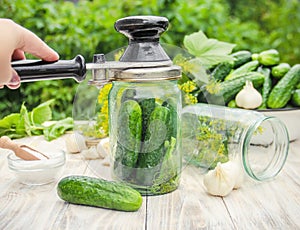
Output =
[{"x1": 12, "y1": 55, "x2": 87, "y2": 83}]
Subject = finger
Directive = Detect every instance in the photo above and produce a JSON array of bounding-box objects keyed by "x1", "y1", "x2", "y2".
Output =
[
  {"x1": 12, "y1": 49, "x2": 26, "y2": 61},
  {"x1": 6, "y1": 69, "x2": 21, "y2": 90},
  {"x1": 16, "y1": 24, "x2": 59, "y2": 61}
]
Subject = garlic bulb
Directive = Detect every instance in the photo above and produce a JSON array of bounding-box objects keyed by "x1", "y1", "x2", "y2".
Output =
[
  {"x1": 65, "y1": 133, "x2": 87, "y2": 153},
  {"x1": 203, "y1": 161, "x2": 239, "y2": 197},
  {"x1": 232, "y1": 158, "x2": 244, "y2": 189},
  {"x1": 235, "y1": 80, "x2": 262, "y2": 109}
]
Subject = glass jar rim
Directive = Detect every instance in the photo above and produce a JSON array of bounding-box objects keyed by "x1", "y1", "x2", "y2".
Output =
[{"x1": 242, "y1": 116, "x2": 289, "y2": 181}]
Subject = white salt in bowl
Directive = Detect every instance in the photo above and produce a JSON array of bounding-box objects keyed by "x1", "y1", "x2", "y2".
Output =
[{"x1": 7, "y1": 149, "x2": 65, "y2": 185}]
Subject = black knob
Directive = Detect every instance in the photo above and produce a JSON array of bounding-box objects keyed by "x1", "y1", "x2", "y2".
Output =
[{"x1": 114, "y1": 16, "x2": 171, "y2": 62}]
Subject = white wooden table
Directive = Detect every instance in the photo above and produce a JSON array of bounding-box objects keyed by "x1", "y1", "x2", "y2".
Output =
[{"x1": 1, "y1": 135, "x2": 300, "y2": 230}]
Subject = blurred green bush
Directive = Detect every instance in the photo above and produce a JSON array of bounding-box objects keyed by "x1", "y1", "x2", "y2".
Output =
[{"x1": 0, "y1": 0, "x2": 299, "y2": 119}]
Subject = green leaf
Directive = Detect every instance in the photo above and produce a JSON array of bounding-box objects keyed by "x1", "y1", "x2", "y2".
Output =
[
  {"x1": 17, "y1": 103, "x2": 31, "y2": 136},
  {"x1": 0, "y1": 99, "x2": 72, "y2": 140},
  {"x1": 183, "y1": 31, "x2": 236, "y2": 68},
  {"x1": 43, "y1": 117, "x2": 74, "y2": 141},
  {"x1": 0, "y1": 113, "x2": 27, "y2": 138},
  {"x1": 0, "y1": 103, "x2": 32, "y2": 138},
  {"x1": 0, "y1": 113, "x2": 20, "y2": 129},
  {"x1": 30, "y1": 99, "x2": 55, "y2": 125}
]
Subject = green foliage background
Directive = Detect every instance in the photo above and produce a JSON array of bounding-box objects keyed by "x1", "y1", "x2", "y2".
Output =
[{"x1": 0, "y1": 0, "x2": 299, "y2": 119}]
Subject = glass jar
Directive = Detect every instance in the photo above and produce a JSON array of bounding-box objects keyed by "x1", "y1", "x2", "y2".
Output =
[
  {"x1": 109, "y1": 79, "x2": 182, "y2": 195},
  {"x1": 181, "y1": 103, "x2": 289, "y2": 181}
]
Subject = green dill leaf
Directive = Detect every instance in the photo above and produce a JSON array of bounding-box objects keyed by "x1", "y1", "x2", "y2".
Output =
[{"x1": 186, "y1": 58, "x2": 210, "y2": 84}]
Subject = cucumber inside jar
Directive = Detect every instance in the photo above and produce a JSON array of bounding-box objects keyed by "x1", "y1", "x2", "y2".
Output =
[{"x1": 110, "y1": 82, "x2": 181, "y2": 195}]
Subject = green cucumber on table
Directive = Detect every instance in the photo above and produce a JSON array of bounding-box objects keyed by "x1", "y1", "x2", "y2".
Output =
[
  {"x1": 205, "y1": 71, "x2": 265, "y2": 104},
  {"x1": 271, "y1": 63, "x2": 291, "y2": 79},
  {"x1": 211, "y1": 62, "x2": 233, "y2": 81},
  {"x1": 257, "y1": 67, "x2": 272, "y2": 109},
  {"x1": 267, "y1": 64, "x2": 300, "y2": 108},
  {"x1": 230, "y1": 50, "x2": 252, "y2": 68},
  {"x1": 224, "y1": 60, "x2": 260, "y2": 81},
  {"x1": 291, "y1": 89, "x2": 300, "y2": 106},
  {"x1": 57, "y1": 176, "x2": 143, "y2": 212},
  {"x1": 258, "y1": 49, "x2": 280, "y2": 66}
]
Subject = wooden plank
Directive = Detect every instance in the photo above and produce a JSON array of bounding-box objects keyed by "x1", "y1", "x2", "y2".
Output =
[
  {"x1": 223, "y1": 140, "x2": 300, "y2": 229},
  {"x1": 52, "y1": 201, "x2": 146, "y2": 230},
  {"x1": 0, "y1": 143, "x2": 89, "y2": 230},
  {"x1": 2, "y1": 137, "x2": 300, "y2": 229},
  {"x1": 0, "y1": 182, "x2": 65, "y2": 230},
  {"x1": 146, "y1": 165, "x2": 235, "y2": 230},
  {"x1": 0, "y1": 148, "x2": 15, "y2": 189},
  {"x1": 53, "y1": 158, "x2": 147, "y2": 230}
]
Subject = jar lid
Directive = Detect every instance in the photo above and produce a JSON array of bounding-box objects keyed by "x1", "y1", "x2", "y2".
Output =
[{"x1": 113, "y1": 65, "x2": 181, "y2": 81}]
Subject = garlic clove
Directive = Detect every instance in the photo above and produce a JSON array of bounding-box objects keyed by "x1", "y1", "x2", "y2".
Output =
[
  {"x1": 81, "y1": 146, "x2": 100, "y2": 160},
  {"x1": 65, "y1": 132, "x2": 87, "y2": 153},
  {"x1": 234, "y1": 172, "x2": 244, "y2": 189},
  {"x1": 235, "y1": 80, "x2": 262, "y2": 109},
  {"x1": 96, "y1": 137, "x2": 110, "y2": 158},
  {"x1": 232, "y1": 158, "x2": 244, "y2": 189},
  {"x1": 203, "y1": 161, "x2": 238, "y2": 197}
]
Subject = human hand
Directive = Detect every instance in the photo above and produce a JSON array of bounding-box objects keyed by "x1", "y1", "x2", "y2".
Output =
[{"x1": 0, "y1": 19, "x2": 59, "y2": 89}]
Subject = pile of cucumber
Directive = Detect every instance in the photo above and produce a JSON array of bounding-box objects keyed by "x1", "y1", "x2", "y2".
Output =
[{"x1": 203, "y1": 49, "x2": 300, "y2": 109}]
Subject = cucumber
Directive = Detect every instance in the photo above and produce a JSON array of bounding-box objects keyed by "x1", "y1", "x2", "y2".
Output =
[
  {"x1": 251, "y1": 53, "x2": 259, "y2": 61},
  {"x1": 230, "y1": 50, "x2": 252, "y2": 68},
  {"x1": 121, "y1": 88, "x2": 136, "y2": 102},
  {"x1": 267, "y1": 64, "x2": 300, "y2": 108},
  {"x1": 208, "y1": 72, "x2": 265, "y2": 104},
  {"x1": 57, "y1": 176, "x2": 143, "y2": 212},
  {"x1": 225, "y1": 60, "x2": 259, "y2": 81},
  {"x1": 151, "y1": 137, "x2": 179, "y2": 194},
  {"x1": 115, "y1": 100, "x2": 142, "y2": 168},
  {"x1": 227, "y1": 99, "x2": 237, "y2": 108},
  {"x1": 162, "y1": 100, "x2": 178, "y2": 138},
  {"x1": 138, "y1": 98, "x2": 156, "y2": 142},
  {"x1": 257, "y1": 67, "x2": 272, "y2": 109},
  {"x1": 291, "y1": 89, "x2": 300, "y2": 107},
  {"x1": 271, "y1": 63, "x2": 291, "y2": 79},
  {"x1": 258, "y1": 49, "x2": 280, "y2": 66},
  {"x1": 211, "y1": 62, "x2": 233, "y2": 81},
  {"x1": 138, "y1": 105, "x2": 171, "y2": 168}
]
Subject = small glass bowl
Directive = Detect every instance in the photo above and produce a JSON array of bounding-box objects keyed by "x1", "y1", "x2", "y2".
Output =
[{"x1": 7, "y1": 149, "x2": 65, "y2": 185}]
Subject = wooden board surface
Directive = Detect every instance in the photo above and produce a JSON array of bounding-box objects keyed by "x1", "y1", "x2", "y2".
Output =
[{"x1": 0, "y1": 136, "x2": 300, "y2": 230}]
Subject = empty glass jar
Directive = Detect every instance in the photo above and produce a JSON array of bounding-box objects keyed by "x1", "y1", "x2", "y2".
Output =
[{"x1": 181, "y1": 103, "x2": 289, "y2": 181}]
